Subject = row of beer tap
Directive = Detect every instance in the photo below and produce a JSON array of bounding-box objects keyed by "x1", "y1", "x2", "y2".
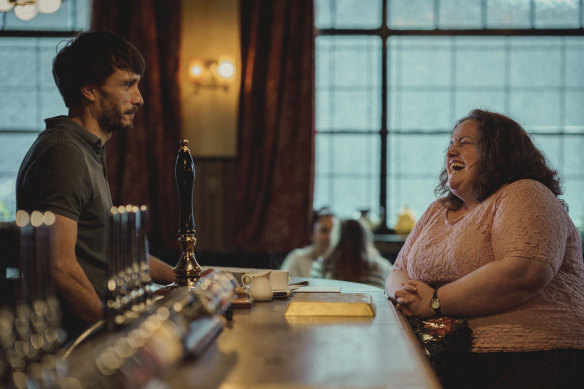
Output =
[
  {"x1": 0, "y1": 210, "x2": 67, "y2": 389},
  {"x1": 105, "y1": 204, "x2": 154, "y2": 331},
  {"x1": 1, "y1": 206, "x2": 238, "y2": 389},
  {"x1": 67, "y1": 203, "x2": 238, "y2": 387}
]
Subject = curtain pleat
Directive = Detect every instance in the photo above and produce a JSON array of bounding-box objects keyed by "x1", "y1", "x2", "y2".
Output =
[{"x1": 235, "y1": 0, "x2": 315, "y2": 252}]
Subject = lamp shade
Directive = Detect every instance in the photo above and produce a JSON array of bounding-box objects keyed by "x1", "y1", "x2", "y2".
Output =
[
  {"x1": 38, "y1": 0, "x2": 62, "y2": 14},
  {"x1": 0, "y1": 0, "x2": 14, "y2": 12},
  {"x1": 14, "y1": 3, "x2": 39, "y2": 21},
  {"x1": 217, "y1": 59, "x2": 235, "y2": 79}
]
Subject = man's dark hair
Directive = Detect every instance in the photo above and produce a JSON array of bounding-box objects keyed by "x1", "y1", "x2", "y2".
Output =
[
  {"x1": 312, "y1": 207, "x2": 335, "y2": 230},
  {"x1": 436, "y1": 109, "x2": 563, "y2": 210},
  {"x1": 52, "y1": 30, "x2": 146, "y2": 108}
]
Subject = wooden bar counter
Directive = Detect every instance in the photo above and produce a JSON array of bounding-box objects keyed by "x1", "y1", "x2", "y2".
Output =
[{"x1": 162, "y1": 276, "x2": 441, "y2": 388}]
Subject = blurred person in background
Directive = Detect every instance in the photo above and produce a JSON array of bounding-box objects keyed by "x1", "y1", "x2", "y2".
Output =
[
  {"x1": 311, "y1": 218, "x2": 391, "y2": 289},
  {"x1": 281, "y1": 207, "x2": 337, "y2": 277}
]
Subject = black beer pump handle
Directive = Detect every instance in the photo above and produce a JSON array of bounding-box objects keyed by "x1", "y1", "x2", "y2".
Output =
[{"x1": 175, "y1": 139, "x2": 195, "y2": 235}]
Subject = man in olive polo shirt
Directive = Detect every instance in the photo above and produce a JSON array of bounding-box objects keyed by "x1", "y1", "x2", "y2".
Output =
[{"x1": 16, "y1": 31, "x2": 176, "y2": 339}]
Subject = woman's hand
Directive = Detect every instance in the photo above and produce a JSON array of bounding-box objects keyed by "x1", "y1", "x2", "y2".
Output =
[{"x1": 394, "y1": 280, "x2": 436, "y2": 318}]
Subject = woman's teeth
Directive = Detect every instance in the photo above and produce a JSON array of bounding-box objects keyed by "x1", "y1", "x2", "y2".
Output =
[{"x1": 450, "y1": 162, "x2": 465, "y2": 171}]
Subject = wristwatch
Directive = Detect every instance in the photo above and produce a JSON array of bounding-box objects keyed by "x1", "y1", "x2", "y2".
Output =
[{"x1": 431, "y1": 289, "x2": 442, "y2": 316}]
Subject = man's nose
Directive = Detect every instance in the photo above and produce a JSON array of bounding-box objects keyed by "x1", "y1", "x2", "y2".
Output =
[{"x1": 132, "y1": 87, "x2": 144, "y2": 106}]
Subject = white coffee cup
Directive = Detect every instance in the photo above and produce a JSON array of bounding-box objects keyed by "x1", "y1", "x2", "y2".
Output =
[{"x1": 270, "y1": 270, "x2": 290, "y2": 291}]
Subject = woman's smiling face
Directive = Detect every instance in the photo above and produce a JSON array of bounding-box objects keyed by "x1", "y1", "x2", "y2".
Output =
[{"x1": 446, "y1": 119, "x2": 480, "y2": 207}]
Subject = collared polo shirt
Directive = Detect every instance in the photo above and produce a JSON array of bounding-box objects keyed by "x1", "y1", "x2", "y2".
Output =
[{"x1": 16, "y1": 116, "x2": 113, "y2": 310}]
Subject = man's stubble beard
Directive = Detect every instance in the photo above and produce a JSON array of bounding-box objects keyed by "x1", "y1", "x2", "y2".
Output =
[{"x1": 97, "y1": 96, "x2": 134, "y2": 134}]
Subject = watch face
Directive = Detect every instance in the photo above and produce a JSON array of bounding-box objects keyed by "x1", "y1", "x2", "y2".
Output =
[{"x1": 431, "y1": 300, "x2": 440, "y2": 309}]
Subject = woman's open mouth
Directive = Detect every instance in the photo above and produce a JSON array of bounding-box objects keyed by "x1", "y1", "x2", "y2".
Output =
[{"x1": 449, "y1": 161, "x2": 465, "y2": 173}]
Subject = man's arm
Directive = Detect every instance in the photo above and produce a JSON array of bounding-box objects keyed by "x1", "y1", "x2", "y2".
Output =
[
  {"x1": 51, "y1": 214, "x2": 103, "y2": 324},
  {"x1": 148, "y1": 256, "x2": 213, "y2": 285},
  {"x1": 149, "y1": 256, "x2": 176, "y2": 285}
]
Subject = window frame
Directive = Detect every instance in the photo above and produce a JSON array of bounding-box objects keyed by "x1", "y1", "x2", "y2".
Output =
[
  {"x1": 315, "y1": 0, "x2": 584, "y2": 233},
  {"x1": 0, "y1": 2, "x2": 88, "y2": 220}
]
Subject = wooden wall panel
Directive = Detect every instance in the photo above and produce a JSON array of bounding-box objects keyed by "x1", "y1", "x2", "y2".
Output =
[
  {"x1": 190, "y1": 158, "x2": 285, "y2": 269},
  {"x1": 193, "y1": 158, "x2": 237, "y2": 252}
]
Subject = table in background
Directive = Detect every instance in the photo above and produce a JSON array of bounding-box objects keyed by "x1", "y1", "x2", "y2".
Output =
[{"x1": 163, "y1": 277, "x2": 441, "y2": 389}]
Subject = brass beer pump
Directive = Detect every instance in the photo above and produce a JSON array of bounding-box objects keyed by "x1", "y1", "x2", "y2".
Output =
[{"x1": 173, "y1": 139, "x2": 202, "y2": 286}]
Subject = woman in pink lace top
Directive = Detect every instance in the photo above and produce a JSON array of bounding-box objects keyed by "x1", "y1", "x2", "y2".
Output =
[{"x1": 386, "y1": 109, "x2": 584, "y2": 388}]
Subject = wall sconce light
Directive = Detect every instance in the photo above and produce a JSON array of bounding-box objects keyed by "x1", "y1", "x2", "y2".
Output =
[
  {"x1": 0, "y1": 0, "x2": 62, "y2": 21},
  {"x1": 188, "y1": 57, "x2": 235, "y2": 93}
]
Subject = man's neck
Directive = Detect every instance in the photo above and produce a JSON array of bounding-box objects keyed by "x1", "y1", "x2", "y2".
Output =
[{"x1": 68, "y1": 108, "x2": 111, "y2": 145}]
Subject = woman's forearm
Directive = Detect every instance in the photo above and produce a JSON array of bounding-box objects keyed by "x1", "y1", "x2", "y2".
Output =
[
  {"x1": 385, "y1": 270, "x2": 412, "y2": 299},
  {"x1": 438, "y1": 256, "x2": 554, "y2": 317}
]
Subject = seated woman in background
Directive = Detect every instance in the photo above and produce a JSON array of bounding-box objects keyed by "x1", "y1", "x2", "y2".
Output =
[
  {"x1": 311, "y1": 218, "x2": 391, "y2": 289},
  {"x1": 386, "y1": 109, "x2": 584, "y2": 388}
]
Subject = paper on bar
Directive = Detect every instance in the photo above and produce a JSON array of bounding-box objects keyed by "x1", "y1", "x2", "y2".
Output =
[{"x1": 285, "y1": 293, "x2": 376, "y2": 317}]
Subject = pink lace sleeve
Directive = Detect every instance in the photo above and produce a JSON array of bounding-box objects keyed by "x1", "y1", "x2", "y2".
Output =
[{"x1": 491, "y1": 180, "x2": 568, "y2": 273}]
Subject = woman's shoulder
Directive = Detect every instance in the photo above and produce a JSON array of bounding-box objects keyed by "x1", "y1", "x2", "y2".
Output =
[
  {"x1": 496, "y1": 179, "x2": 557, "y2": 203},
  {"x1": 400, "y1": 199, "x2": 447, "y2": 241},
  {"x1": 505, "y1": 178, "x2": 548, "y2": 191},
  {"x1": 491, "y1": 179, "x2": 568, "y2": 222},
  {"x1": 428, "y1": 198, "x2": 447, "y2": 210},
  {"x1": 418, "y1": 199, "x2": 448, "y2": 222}
]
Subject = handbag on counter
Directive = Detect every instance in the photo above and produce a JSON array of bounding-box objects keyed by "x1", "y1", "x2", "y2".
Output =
[
  {"x1": 384, "y1": 291, "x2": 472, "y2": 365},
  {"x1": 406, "y1": 316, "x2": 472, "y2": 363}
]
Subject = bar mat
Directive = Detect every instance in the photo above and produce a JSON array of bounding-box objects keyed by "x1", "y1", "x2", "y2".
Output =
[{"x1": 284, "y1": 293, "x2": 375, "y2": 317}]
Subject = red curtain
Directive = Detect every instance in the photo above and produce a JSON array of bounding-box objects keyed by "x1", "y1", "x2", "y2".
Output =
[
  {"x1": 235, "y1": 0, "x2": 315, "y2": 252},
  {"x1": 91, "y1": 1, "x2": 182, "y2": 260}
]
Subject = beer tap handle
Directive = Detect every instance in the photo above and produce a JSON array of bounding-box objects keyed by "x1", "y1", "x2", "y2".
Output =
[
  {"x1": 176, "y1": 139, "x2": 195, "y2": 236},
  {"x1": 106, "y1": 207, "x2": 120, "y2": 331},
  {"x1": 137, "y1": 205, "x2": 153, "y2": 306},
  {"x1": 173, "y1": 139, "x2": 201, "y2": 286},
  {"x1": 16, "y1": 210, "x2": 33, "y2": 306}
]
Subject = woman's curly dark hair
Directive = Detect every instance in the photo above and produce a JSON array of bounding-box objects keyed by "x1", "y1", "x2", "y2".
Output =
[{"x1": 435, "y1": 109, "x2": 564, "y2": 210}]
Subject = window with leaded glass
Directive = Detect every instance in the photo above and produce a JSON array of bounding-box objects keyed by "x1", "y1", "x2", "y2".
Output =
[{"x1": 314, "y1": 0, "x2": 584, "y2": 231}]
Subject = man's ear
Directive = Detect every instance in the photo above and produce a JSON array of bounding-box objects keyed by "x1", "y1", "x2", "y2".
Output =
[{"x1": 80, "y1": 85, "x2": 96, "y2": 102}]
